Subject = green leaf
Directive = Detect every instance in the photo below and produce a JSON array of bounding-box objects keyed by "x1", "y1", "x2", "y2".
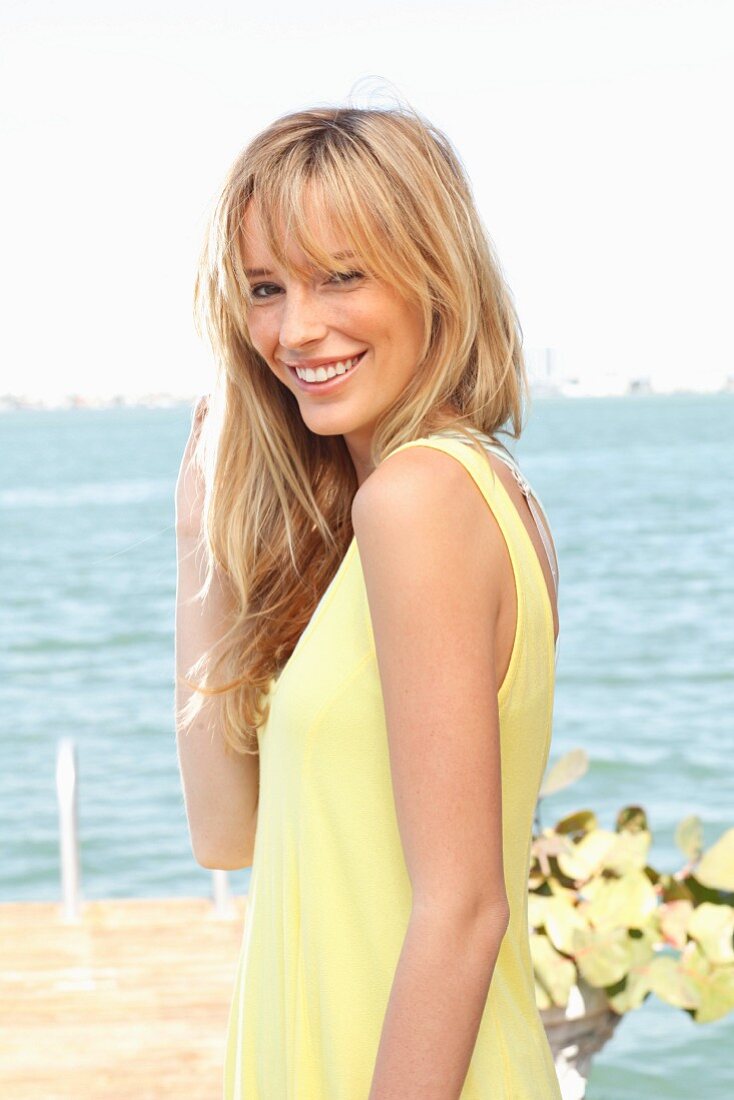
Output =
[
  {"x1": 694, "y1": 965, "x2": 734, "y2": 1024},
  {"x1": 696, "y1": 829, "x2": 734, "y2": 891},
  {"x1": 539, "y1": 749, "x2": 589, "y2": 798},
  {"x1": 604, "y1": 830, "x2": 652, "y2": 875},
  {"x1": 685, "y1": 874, "x2": 729, "y2": 906},
  {"x1": 528, "y1": 892, "x2": 551, "y2": 931},
  {"x1": 688, "y1": 902, "x2": 734, "y2": 964},
  {"x1": 659, "y1": 874, "x2": 695, "y2": 904},
  {"x1": 573, "y1": 926, "x2": 632, "y2": 987},
  {"x1": 555, "y1": 810, "x2": 598, "y2": 838},
  {"x1": 531, "y1": 832, "x2": 573, "y2": 881},
  {"x1": 543, "y1": 897, "x2": 589, "y2": 956},
  {"x1": 616, "y1": 805, "x2": 649, "y2": 833},
  {"x1": 683, "y1": 939, "x2": 710, "y2": 978},
  {"x1": 530, "y1": 932, "x2": 577, "y2": 1007},
  {"x1": 584, "y1": 870, "x2": 659, "y2": 931},
  {"x1": 648, "y1": 954, "x2": 700, "y2": 1010},
  {"x1": 658, "y1": 900, "x2": 694, "y2": 949},
  {"x1": 672, "y1": 942, "x2": 734, "y2": 1023},
  {"x1": 606, "y1": 926, "x2": 658, "y2": 1012},
  {"x1": 628, "y1": 926, "x2": 658, "y2": 968},
  {"x1": 607, "y1": 962, "x2": 652, "y2": 1013},
  {"x1": 557, "y1": 829, "x2": 619, "y2": 883},
  {"x1": 548, "y1": 879, "x2": 579, "y2": 904},
  {"x1": 675, "y1": 815, "x2": 704, "y2": 862}
]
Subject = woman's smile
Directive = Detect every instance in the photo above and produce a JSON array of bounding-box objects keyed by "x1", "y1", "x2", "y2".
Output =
[{"x1": 283, "y1": 350, "x2": 367, "y2": 390}]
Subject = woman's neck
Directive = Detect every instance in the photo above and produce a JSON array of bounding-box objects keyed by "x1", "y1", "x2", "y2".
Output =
[{"x1": 346, "y1": 403, "x2": 461, "y2": 488}]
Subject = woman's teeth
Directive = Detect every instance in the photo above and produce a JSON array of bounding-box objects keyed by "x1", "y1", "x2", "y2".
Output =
[{"x1": 295, "y1": 354, "x2": 362, "y2": 383}]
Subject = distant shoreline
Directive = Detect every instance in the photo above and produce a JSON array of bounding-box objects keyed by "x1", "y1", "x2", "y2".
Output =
[
  {"x1": 0, "y1": 395, "x2": 198, "y2": 412},
  {"x1": 2, "y1": 386, "x2": 732, "y2": 411}
]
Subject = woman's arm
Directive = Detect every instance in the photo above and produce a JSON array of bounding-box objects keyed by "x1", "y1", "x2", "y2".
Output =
[
  {"x1": 352, "y1": 446, "x2": 511, "y2": 1100},
  {"x1": 175, "y1": 537, "x2": 259, "y2": 870},
  {"x1": 174, "y1": 397, "x2": 259, "y2": 870}
]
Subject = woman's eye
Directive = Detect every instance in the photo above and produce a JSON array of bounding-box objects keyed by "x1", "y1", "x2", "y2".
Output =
[
  {"x1": 327, "y1": 270, "x2": 365, "y2": 285},
  {"x1": 250, "y1": 283, "x2": 281, "y2": 300}
]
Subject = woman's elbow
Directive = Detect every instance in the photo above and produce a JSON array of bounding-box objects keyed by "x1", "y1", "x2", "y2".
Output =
[
  {"x1": 481, "y1": 895, "x2": 511, "y2": 941},
  {"x1": 191, "y1": 821, "x2": 257, "y2": 870},
  {"x1": 193, "y1": 841, "x2": 255, "y2": 871},
  {"x1": 413, "y1": 888, "x2": 511, "y2": 941}
]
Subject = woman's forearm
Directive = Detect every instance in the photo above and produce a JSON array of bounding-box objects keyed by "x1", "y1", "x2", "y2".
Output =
[
  {"x1": 175, "y1": 534, "x2": 259, "y2": 869},
  {"x1": 368, "y1": 902, "x2": 509, "y2": 1100}
]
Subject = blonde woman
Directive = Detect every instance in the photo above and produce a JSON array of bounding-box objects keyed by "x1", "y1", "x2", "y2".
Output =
[{"x1": 175, "y1": 104, "x2": 562, "y2": 1100}]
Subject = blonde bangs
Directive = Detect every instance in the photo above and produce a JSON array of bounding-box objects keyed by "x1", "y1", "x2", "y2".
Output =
[{"x1": 231, "y1": 134, "x2": 426, "y2": 309}]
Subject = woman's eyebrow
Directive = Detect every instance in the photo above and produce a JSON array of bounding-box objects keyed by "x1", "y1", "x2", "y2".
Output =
[{"x1": 244, "y1": 250, "x2": 357, "y2": 279}]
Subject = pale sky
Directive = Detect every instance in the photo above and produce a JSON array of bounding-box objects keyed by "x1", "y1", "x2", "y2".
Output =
[{"x1": 2, "y1": 0, "x2": 732, "y2": 399}]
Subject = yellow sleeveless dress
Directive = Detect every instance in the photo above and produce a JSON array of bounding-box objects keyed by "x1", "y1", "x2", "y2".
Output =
[{"x1": 223, "y1": 433, "x2": 562, "y2": 1099}]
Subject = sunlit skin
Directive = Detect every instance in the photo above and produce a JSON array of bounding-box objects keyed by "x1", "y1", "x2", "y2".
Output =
[{"x1": 241, "y1": 201, "x2": 447, "y2": 487}]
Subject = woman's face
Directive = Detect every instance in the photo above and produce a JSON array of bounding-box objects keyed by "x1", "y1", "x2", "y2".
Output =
[{"x1": 241, "y1": 200, "x2": 426, "y2": 481}]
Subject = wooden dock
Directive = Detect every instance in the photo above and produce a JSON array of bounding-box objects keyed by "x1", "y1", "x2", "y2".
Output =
[{"x1": 1, "y1": 895, "x2": 248, "y2": 1099}]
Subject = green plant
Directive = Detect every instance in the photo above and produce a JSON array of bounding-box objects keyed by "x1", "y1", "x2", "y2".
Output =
[{"x1": 530, "y1": 750, "x2": 734, "y2": 1024}]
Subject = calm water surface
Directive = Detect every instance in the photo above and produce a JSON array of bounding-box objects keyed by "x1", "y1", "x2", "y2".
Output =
[{"x1": 2, "y1": 395, "x2": 732, "y2": 1096}]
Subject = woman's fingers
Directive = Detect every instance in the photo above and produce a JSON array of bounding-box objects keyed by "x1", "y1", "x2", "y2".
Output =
[{"x1": 193, "y1": 394, "x2": 210, "y2": 426}]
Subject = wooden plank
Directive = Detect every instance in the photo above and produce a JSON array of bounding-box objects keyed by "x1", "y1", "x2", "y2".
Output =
[{"x1": 0, "y1": 896, "x2": 247, "y2": 1099}]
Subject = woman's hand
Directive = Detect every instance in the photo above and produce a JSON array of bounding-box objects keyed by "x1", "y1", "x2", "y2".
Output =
[{"x1": 175, "y1": 394, "x2": 210, "y2": 540}]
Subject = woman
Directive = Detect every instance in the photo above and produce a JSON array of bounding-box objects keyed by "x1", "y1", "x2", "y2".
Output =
[{"x1": 175, "y1": 104, "x2": 562, "y2": 1100}]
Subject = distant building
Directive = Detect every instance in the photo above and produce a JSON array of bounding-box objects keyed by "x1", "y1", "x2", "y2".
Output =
[
  {"x1": 524, "y1": 347, "x2": 580, "y2": 397},
  {"x1": 525, "y1": 347, "x2": 562, "y2": 396},
  {"x1": 627, "y1": 376, "x2": 653, "y2": 395}
]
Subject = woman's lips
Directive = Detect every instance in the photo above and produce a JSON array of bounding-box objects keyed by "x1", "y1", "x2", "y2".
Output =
[{"x1": 286, "y1": 350, "x2": 367, "y2": 394}]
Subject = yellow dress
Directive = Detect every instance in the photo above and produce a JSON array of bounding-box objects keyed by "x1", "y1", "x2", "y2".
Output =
[{"x1": 223, "y1": 432, "x2": 562, "y2": 1099}]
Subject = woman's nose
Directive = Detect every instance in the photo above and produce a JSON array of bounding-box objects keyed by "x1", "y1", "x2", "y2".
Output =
[{"x1": 278, "y1": 286, "x2": 328, "y2": 350}]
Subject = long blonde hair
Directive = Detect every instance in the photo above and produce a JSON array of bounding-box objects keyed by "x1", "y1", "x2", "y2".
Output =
[{"x1": 179, "y1": 103, "x2": 530, "y2": 755}]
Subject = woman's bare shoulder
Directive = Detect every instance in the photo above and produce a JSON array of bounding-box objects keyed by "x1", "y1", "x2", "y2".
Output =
[
  {"x1": 352, "y1": 440, "x2": 478, "y2": 528},
  {"x1": 351, "y1": 441, "x2": 505, "y2": 644}
]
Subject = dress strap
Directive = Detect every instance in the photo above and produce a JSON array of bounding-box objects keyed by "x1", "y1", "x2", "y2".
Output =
[
  {"x1": 432, "y1": 427, "x2": 561, "y2": 669},
  {"x1": 433, "y1": 428, "x2": 559, "y2": 600}
]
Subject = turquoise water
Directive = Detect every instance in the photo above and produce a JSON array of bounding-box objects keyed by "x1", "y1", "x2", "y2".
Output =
[{"x1": 2, "y1": 395, "x2": 732, "y2": 1095}]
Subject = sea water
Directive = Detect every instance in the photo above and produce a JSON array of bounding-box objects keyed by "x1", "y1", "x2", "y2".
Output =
[{"x1": 1, "y1": 394, "x2": 732, "y2": 1095}]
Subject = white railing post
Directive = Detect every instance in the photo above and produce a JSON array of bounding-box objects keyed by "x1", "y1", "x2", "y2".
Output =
[
  {"x1": 211, "y1": 868, "x2": 237, "y2": 918},
  {"x1": 55, "y1": 737, "x2": 238, "y2": 921},
  {"x1": 55, "y1": 737, "x2": 81, "y2": 922}
]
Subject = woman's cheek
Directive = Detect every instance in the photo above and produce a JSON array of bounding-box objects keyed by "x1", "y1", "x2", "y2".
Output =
[{"x1": 247, "y1": 312, "x2": 274, "y2": 359}]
